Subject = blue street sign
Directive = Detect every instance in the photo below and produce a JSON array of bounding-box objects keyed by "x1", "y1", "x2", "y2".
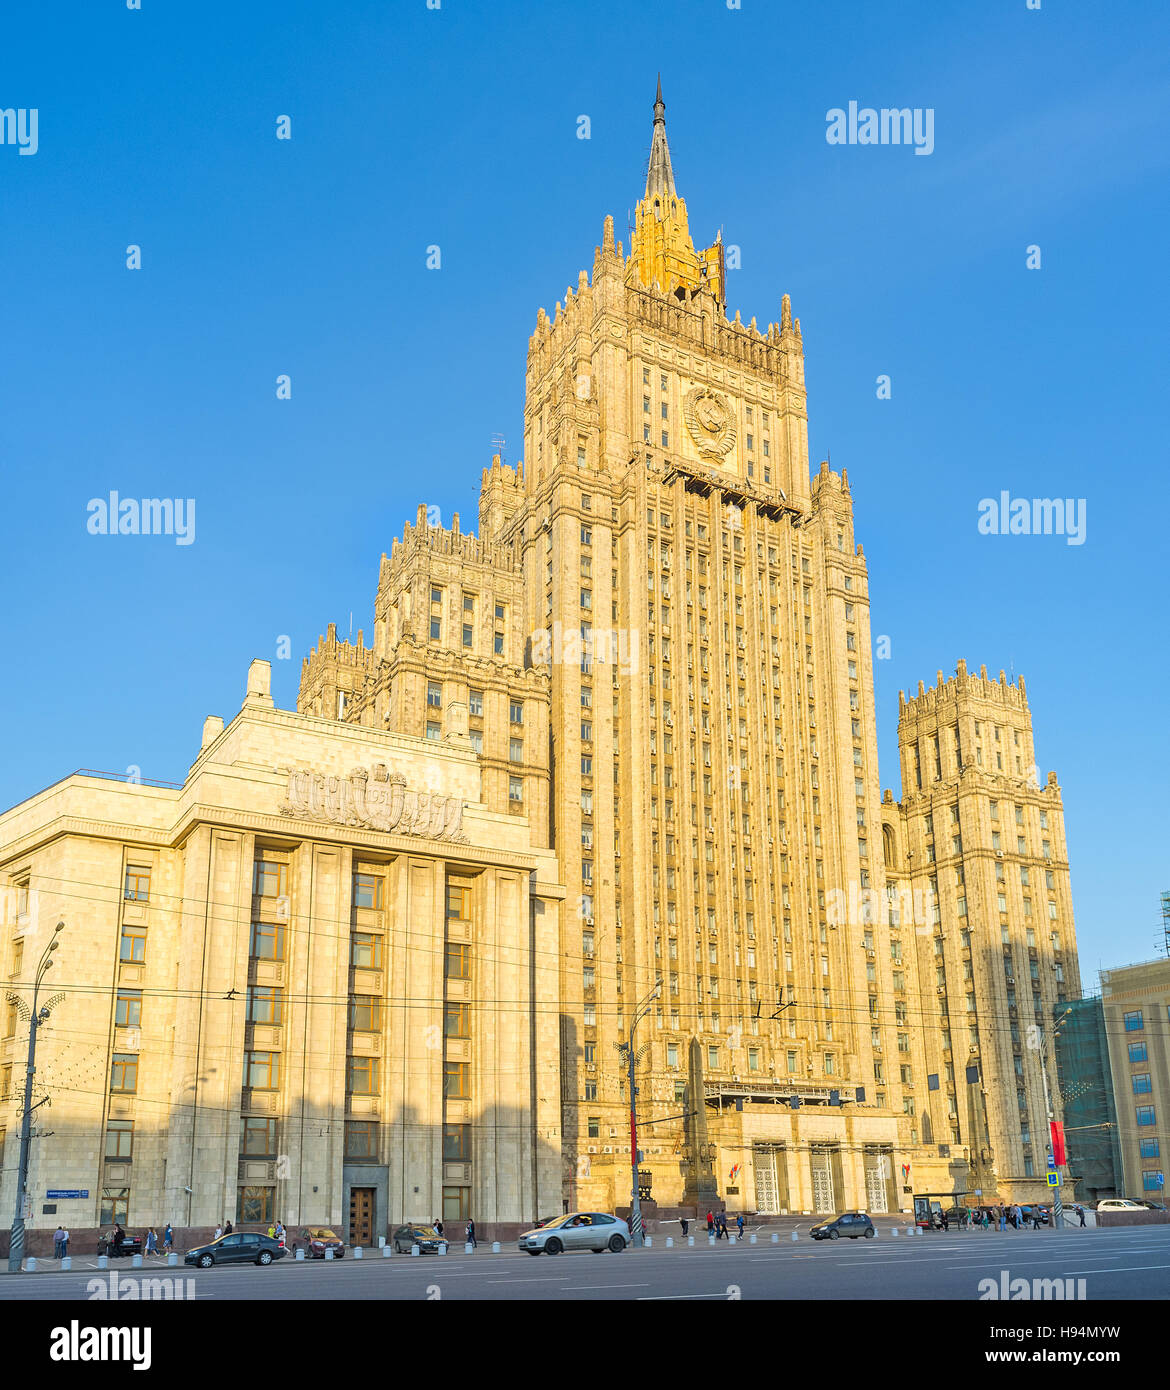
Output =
[
  {"x1": 46, "y1": 1190, "x2": 89, "y2": 1200},
  {"x1": 1046, "y1": 1171, "x2": 1060, "y2": 1188}
]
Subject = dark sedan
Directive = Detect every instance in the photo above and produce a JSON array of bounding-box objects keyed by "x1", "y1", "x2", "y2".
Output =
[
  {"x1": 99, "y1": 1232, "x2": 143, "y2": 1257},
  {"x1": 810, "y1": 1212, "x2": 875, "y2": 1241},
  {"x1": 295, "y1": 1227, "x2": 346, "y2": 1259},
  {"x1": 392, "y1": 1223, "x2": 449, "y2": 1254},
  {"x1": 184, "y1": 1232, "x2": 286, "y2": 1268}
]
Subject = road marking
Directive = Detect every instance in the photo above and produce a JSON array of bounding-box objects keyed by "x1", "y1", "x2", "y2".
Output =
[
  {"x1": 638, "y1": 1292, "x2": 732, "y2": 1300},
  {"x1": 560, "y1": 1283, "x2": 649, "y2": 1291}
]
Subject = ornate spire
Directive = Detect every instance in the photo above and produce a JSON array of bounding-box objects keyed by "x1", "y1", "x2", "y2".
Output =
[{"x1": 645, "y1": 73, "x2": 676, "y2": 200}]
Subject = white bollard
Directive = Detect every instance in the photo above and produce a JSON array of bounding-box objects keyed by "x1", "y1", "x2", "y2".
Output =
[
  {"x1": 749, "y1": 1234, "x2": 757, "y2": 1244},
  {"x1": 437, "y1": 1244, "x2": 447, "y2": 1256},
  {"x1": 97, "y1": 1255, "x2": 108, "y2": 1270},
  {"x1": 325, "y1": 1248, "x2": 334, "y2": 1260},
  {"x1": 687, "y1": 1235, "x2": 695, "y2": 1246},
  {"x1": 465, "y1": 1242, "x2": 474, "y2": 1254},
  {"x1": 891, "y1": 1226, "x2": 898, "y2": 1237},
  {"x1": 913, "y1": 1226, "x2": 921, "y2": 1236},
  {"x1": 61, "y1": 1256, "x2": 72, "y2": 1271},
  {"x1": 378, "y1": 1235, "x2": 386, "y2": 1248},
  {"x1": 353, "y1": 1246, "x2": 363, "y2": 1259},
  {"x1": 491, "y1": 1241, "x2": 501, "y2": 1254},
  {"x1": 132, "y1": 1254, "x2": 143, "y2": 1268},
  {"x1": 295, "y1": 1247, "x2": 305, "y2": 1260},
  {"x1": 729, "y1": 1234, "x2": 736, "y2": 1245},
  {"x1": 26, "y1": 1257, "x2": 37, "y2": 1272},
  {"x1": 708, "y1": 1234, "x2": 716, "y2": 1245},
  {"x1": 382, "y1": 1245, "x2": 392, "y2": 1258},
  {"x1": 411, "y1": 1244, "x2": 420, "y2": 1256},
  {"x1": 167, "y1": 1252, "x2": 179, "y2": 1266},
  {"x1": 791, "y1": 1231, "x2": 799, "y2": 1242},
  {"x1": 771, "y1": 1232, "x2": 779, "y2": 1243},
  {"x1": 665, "y1": 1237, "x2": 674, "y2": 1248},
  {"x1": 645, "y1": 1236, "x2": 652, "y2": 1247}
]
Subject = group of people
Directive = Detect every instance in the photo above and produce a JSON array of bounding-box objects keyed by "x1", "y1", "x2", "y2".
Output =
[
  {"x1": 431, "y1": 1218, "x2": 477, "y2": 1247},
  {"x1": 929, "y1": 1204, "x2": 1066, "y2": 1231},
  {"x1": 699, "y1": 1210, "x2": 746, "y2": 1240}
]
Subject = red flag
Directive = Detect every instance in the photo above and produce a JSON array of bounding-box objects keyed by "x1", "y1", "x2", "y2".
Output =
[{"x1": 1050, "y1": 1120, "x2": 1066, "y2": 1166}]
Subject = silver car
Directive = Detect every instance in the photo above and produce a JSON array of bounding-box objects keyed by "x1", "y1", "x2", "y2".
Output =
[{"x1": 518, "y1": 1211, "x2": 629, "y2": 1255}]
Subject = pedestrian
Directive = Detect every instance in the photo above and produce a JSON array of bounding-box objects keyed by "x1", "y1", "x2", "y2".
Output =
[
  {"x1": 718, "y1": 1211, "x2": 729, "y2": 1240},
  {"x1": 466, "y1": 1218, "x2": 476, "y2": 1248},
  {"x1": 736, "y1": 1213, "x2": 745, "y2": 1237},
  {"x1": 53, "y1": 1226, "x2": 65, "y2": 1259},
  {"x1": 706, "y1": 1210, "x2": 714, "y2": 1235},
  {"x1": 267, "y1": 1222, "x2": 275, "y2": 1239},
  {"x1": 145, "y1": 1228, "x2": 157, "y2": 1256},
  {"x1": 680, "y1": 1217, "x2": 689, "y2": 1238},
  {"x1": 163, "y1": 1223, "x2": 173, "y2": 1254},
  {"x1": 224, "y1": 1219, "x2": 233, "y2": 1235},
  {"x1": 982, "y1": 1209, "x2": 990, "y2": 1231},
  {"x1": 1077, "y1": 1205, "x2": 1086, "y2": 1228},
  {"x1": 941, "y1": 1209, "x2": 949, "y2": 1232},
  {"x1": 214, "y1": 1223, "x2": 222, "y2": 1241},
  {"x1": 433, "y1": 1218, "x2": 444, "y2": 1237},
  {"x1": 998, "y1": 1206, "x2": 1006, "y2": 1231},
  {"x1": 113, "y1": 1223, "x2": 126, "y2": 1255}
]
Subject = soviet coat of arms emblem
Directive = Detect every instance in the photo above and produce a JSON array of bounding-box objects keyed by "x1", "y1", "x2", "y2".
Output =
[{"x1": 683, "y1": 387, "x2": 737, "y2": 461}]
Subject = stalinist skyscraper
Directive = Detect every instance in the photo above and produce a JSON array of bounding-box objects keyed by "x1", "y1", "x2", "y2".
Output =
[{"x1": 298, "y1": 81, "x2": 1080, "y2": 1215}]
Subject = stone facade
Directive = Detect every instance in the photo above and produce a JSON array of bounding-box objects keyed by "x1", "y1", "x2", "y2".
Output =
[
  {"x1": 1100, "y1": 958, "x2": 1170, "y2": 1203},
  {"x1": 0, "y1": 660, "x2": 562, "y2": 1246}
]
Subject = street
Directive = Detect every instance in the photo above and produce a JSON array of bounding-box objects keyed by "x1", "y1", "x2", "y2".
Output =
[{"x1": 1, "y1": 1224, "x2": 1167, "y2": 1300}]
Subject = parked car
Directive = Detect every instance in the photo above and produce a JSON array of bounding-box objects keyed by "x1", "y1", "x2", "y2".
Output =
[
  {"x1": 98, "y1": 1231, "x2": 143, "y2": 1257},
  {"x1": 518, "y1": 1212, "x2": 629, "y2": 1255},
  {"x1": 1019, "y1": 1204, "x2": 1051, "y2": 1225},
  {"x1": 1096, "y1": 1199, "x2": 1145, "y2": 1212},
  {"x1": 184, "y1": 1233, "x2": 286, "y2": 1268},
  {"x1": 391, "y1": 1223, "x2": 449, "y2": 1254},
  {"x1": 294, "y1": 1227, "x2": 346, "y2": 1259},
  {"x1": 810, "y1": 1212, "x2": 875, "y2": 1241}
]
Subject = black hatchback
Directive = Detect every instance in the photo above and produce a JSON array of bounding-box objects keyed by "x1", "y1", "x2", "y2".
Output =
[
  {"x1": 184, "y1": 1233, "x2": 287, "y2": 1268},
  {"x1": 810, "y1": 1212, "x2": 875, "y2": 1241}
]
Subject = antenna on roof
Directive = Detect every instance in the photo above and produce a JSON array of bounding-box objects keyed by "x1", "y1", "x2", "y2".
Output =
[{"x1": 491, "y1": 433, "x2": 506, "y2": 464}]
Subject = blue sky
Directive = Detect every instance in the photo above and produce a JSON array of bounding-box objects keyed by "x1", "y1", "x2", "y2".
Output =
[{"x1": 1, "y1": 1, "x2": 1167, "y2": 973}]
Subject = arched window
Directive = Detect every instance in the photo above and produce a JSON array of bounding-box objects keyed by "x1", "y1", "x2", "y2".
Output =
[{"x1": 882, "y1": 824, "x2": 896, "y2": 870}]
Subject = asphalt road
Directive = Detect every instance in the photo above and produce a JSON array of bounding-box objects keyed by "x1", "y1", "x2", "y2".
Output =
[{"x1": 2, "y1": 1225, "x2": 1168, "y2": 1300}]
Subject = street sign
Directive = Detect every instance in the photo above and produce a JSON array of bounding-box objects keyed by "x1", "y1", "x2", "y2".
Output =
[
  {"x1": 46, "y1": 1190, "x2": 89, "y2": 1200},
  {"x1": 1046, "y1": 1171, "x2": 1060, "y2": 1188}
]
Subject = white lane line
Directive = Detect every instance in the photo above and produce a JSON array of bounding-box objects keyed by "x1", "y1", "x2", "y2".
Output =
[
  {"x1": 559, "y1": 1283, "x2": 649, "y2": 1291},
  {"x1": 638, "y1": 1292, "x2": 733, "y2": 1300}
]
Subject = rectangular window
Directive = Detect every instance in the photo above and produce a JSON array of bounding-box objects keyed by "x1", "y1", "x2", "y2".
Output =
[
  {"x1": 509, "y1": 738, "x2": 523, "y2": 763},
  {"x1": 242, "y1": 1117, "x2": 276, "y2": 1157},
  {"x1": 105, "y1": 1119, "x2": 134, "y2": 1160},
  {"x1": 348, "y1": 1055, "x2": 380, "y2": 1095},
  {"x1": 345, "y1": 1121, "x2": 378, "y2": 1160},
  {"x1": 445, "y1": 1002, "x2": 470, "y2": 1038},
  {"x1": 253, "y1": 860, "x2": 288, "y2": 899},
  {"x1": 250, "y1": 921, "x2": 285, "y2": 960},
  {"x1": 1125, "y1": 1011, "x2": 1145, "y2": 1032},
  {"x1": 469, "y1": 689, "x2": 484, "y2": 717},
  {"x1": 244, "y1": 1052, "x2": 279, "y2": 1090},
  {"x1": 444, "y1": 1061, "x2": 470, "y2": 1098},
  {"x1": 510, "y1": 699, "x2": 524, "y2": 724},
  {"x1": 349, "y1": 995, "x2": 382, "y2": 1032},
  {"x1": 124, "y1": 865, "x2": 151, "y2": 902},
  {"x1": 427, "y1": 681, "x2": 443, "y2": 708},
  {"x1": 115, "y1": 989, "x2": 142, "y2": 1029},
  {"x1": 509, "y1": 776, "x2": 523, "y2": 803},
  {"x1": 247, "y1": 986, "x2": 283, "y2": 1025},
  {"x1": 1136, "y1": 1105, "x2": 1156, "y2": 1127},
  {"x1": 101, "y1": 1188, "x2": 130, "y2": 1227},
  {"x1": 238, "y1": 1186, "x2": 274, "y2": 1225},
  {"x1": 110, "y1": 1053, "x2": 138, "y2": 1093},
  {"x1": 350, "y1": 933, "x2": 383, "y2": 970},
  {"x1": 443, "y1": 1124, "x2": 471, "y2": 1161},
  {"x1": 119, "y1": 921, "x2": 147, "y2": 963},
  {"x1": 353, "y1": 873, "x2": 384, "y2": 910},
  {"x1": 445, "y1": 942, "x2": 470, "y2": 979}
]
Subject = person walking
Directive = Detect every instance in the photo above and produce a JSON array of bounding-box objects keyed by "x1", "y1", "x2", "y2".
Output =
[
  {"x1": 53, "y1": 1226, "x2": 65, "y2": 1259},
  {"x1": 718, "y1": 1211, "x2": 729, "y2": 1240},
  {"x1": 680, "y1": 1217, "x2": 689, "y2": 1238},
  {"x1": 224, "y1": 1219, "x2": 233, "y2": 1235},
  {"x1": 163, "y1": 1223, "x2": 173, "y2": 1254},
  {"x1": 1077, "y1": 1204, "x2": 1086, "y2": 1227},
  {"x1": 736, "y1": 1213, "x2": 745, "y2": 1238},
  {"x1": 465, "y1": 1218, "x2": 476, "y2": 1249},
  {"x1": 706, "y1": 1210, "x2": 714, "y2": 1236},
  {"x1": 144, "y1": 1228, "x2": 157, "y2": 1256}
]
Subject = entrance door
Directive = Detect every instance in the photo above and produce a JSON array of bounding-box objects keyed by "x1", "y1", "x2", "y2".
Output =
[
  {"x1": 349, "y1": 1187, "x2": 375, "y2": 1247},
  {"x1": 865, "y1": 1156, "x2": 889, "y2": 1213},
  {"x1": 811, "y1": 1153, "x2": 835, "y2": 1213},
  {"x1": 754, "y1": 1149, "x2": 779, "y2": 1215}
]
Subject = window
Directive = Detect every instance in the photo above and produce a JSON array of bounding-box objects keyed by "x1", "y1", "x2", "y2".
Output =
[
  {"x1": 1125, "y1": 1011, "x2": 1145, "y2": 1032},
  {"x1": 346, "y1": 1121, "x2": 378, "y2": 1160},
  {"x1": 244, "y1": 1052, "x2": 279, "y2": 1090},
  {"x1": 242, "y1": 1117, "x2": 276, "y2": 1156},
  {"x1": 445, "y1": 943, "x2": 470, "y2": 979},
  {"x1": 1140, "y1": 1139, "x2": 1160, "y2": 1158},
  {"x1": 445, "y1": 1002, "x2": 470, "y2": 1038},
  {"x1": 247, "y1": 985, "x2": 283, "y2": 1025},
  {"x1": 509, "y1": 776, "x2": 524, "y2": 804},
  {"x1": 444, "y1": 1124, "x2": 471, "y2": 1161},
  {"x1": 110, "y1": 1054, "x2": 138, "y2": 1093},
  {"x1": 238, "y1": 1186, "x2": 274, "y2": 1224},
  {"x1": 707, "y1": 1045, "x2": 719, "y2": 1069},
  {"x1": 444, "y1": 1062, "x2": 470, "y2": 1098},
  {"x1": 509, "y1": 738, "x2": 523, "y2": 763},
  {"x1": 350, "y1": 933, "x2": 383, "y2": 970},
  {"x1": 447, "y1": 883, "x2": 472, "y2": 921},
  {"x1": 1133, "y1": 1074, "x2": 1153, "y2": 1095},
  {"x1": 101, "y1": 1188, "x2": 130, "y2": 1226},
  {"x1": 443, "y1": 1187, "x2": 471, "y2": 1222},
  {"x1": 427, "y1": 681, "x2": 442, "y2": 708},
  {"x1": 1136, "y1": 1105, "x2": 1156, "y2": 1127},
  {"x1": 105, "y1": 1119, "x2": 134, "y2": 1160},
  {"x1": 1129, "y1": 1042, "x2": 1148, "y2": 1063},
  {"x1": 254, "y1": 860, "x2": 288, "y2": 899},
  {"x1": 250, "y1": 921, "x2": 285, "y2": 960},
  {"x1": 469, "y1": 689, "x2": 484, "y2": 718},
  {"x1": 426, "y1": 722, "x2": 441, "y2": 740},
  {"x1": 349, "y1": 996, "x2": 382, "y2": 1032},
  {"x1": 124, "y1": 865, "x2": 151, "y2": 902},
  {"x1": 115, "y1": 989, "x2": 142, "y2": 1029},
  {"x1": 348, "y1": 1056, "x2": 380, "y2": 1095},
  {"x1": 119, "y1": 921, "x2": 147, "y2": 962},
  {"x1": 353, "y1": 872, "x2": 384, "y2": 911}
]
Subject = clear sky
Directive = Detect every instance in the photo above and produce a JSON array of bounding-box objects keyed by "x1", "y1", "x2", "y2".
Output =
[{"x1": 1, "y1": 1, "x2": 1167, "y2": 975}]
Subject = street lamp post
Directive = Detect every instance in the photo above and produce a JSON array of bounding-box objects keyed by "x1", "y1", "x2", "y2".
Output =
[
  {"x1": 7, "y1": 920, "x2": 64, "y2": 1273},
  {"x1": 622, "y1": 978, "x2": 661, "y2": 1248}
]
